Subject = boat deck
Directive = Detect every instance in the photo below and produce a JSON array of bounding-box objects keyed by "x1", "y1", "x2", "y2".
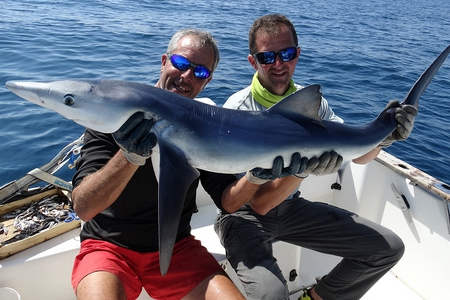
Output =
[
  {"x1": 0, "y1": 200, "x2": 424, "y2": 300},
  {"x1": 189, "y1": 203, "x2": 425, "y2": 300},
  {"x1": 1, "y1": 152, "x2": 448, "y2": 299}
]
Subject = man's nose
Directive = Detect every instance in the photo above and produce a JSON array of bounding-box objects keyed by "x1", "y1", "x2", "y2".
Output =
[
  {"x1": 180, "y1": 67, "x2": 195, "y2": 81},
  {"x1": 273, "y1": 55, "x2": 284, "y2": 66}
]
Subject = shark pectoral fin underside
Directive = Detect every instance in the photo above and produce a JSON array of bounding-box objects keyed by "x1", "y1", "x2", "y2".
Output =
[
  {"x1": 157, "y1": 139, "x2": 200, "y2": 275},
  {"x1": 402, "y1": 45, "x2": 450, "y2": 108},
  {"x1": 267, "y1": 84, "x2": 323, "y2": 121}
]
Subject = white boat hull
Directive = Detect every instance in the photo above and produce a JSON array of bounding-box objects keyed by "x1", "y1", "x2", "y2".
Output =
[{"x1": 1, "y1": 150, "x2": 449, "y2": 300}]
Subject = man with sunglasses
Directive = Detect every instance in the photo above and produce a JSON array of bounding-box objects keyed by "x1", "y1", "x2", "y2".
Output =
[
  {"x1": 215, "y1": 14, "x2": 413, "y2": 300},
  {"x1": 71, "y1": 29, "x2": 245, "y2": 300}
]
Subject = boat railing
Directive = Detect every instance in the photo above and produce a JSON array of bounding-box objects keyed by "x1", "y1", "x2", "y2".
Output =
[{"x1": 0, "y1": 134, "x2": 84, "y2": 205}]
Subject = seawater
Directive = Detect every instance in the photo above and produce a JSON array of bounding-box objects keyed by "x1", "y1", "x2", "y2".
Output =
[{"x1": 0, "y1": 0, "x2": 449, "y2": 186}]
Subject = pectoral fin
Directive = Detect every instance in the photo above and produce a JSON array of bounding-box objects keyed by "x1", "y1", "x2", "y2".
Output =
[{"x1": 157, "y1": 139, "x2": 200, "y2": 275}]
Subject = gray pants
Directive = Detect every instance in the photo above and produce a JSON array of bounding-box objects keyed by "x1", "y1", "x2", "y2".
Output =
[{"x1": 214, "y1": 197, "x2": 404, "y2": 300}]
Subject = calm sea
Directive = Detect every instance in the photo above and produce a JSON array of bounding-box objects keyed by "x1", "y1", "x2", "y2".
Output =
[{"x1": 0, "y1": 0, "x2": 449, "y2": 187}]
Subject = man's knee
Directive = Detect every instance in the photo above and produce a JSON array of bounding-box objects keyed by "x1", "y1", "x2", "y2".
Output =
[
  {"x1": 242, "y1": 270, "x2": 289, "y2": 300},
  {"x1": 373, "y1": 230, "x2": 405, "y2": 267},
  {"x1": 386, "y1": 232, "x2": 405, "y2": 263},
  {"x1": 184, "y1": 271, "x2": 245, "y2": 300},
  {"x1": 76, "y1": 271, "x2": 127, "y2": 300},
  {"x1": 236, "y1": 261, "x2": 289, "y2": 300}
]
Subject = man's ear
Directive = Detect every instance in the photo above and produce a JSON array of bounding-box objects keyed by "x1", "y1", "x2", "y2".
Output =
[
  {"x1": 161, "y1": 54, "x2": 168, "y2": 66},
  {"x1": 248, "y1": 54, "x2": 258, "y2": 70}
]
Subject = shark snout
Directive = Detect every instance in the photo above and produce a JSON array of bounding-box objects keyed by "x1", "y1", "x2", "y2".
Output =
[
  {"x1": 5, "y1": 80, "x2": 21, "y2": 92},
  {"x1": 5, "y1": 80, "x2": 49, "y2": 105}
]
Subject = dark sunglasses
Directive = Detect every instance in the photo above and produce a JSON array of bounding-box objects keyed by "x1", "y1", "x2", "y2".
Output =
[
  {"x1": 169, "y1": 54, "x2": 211, "y2": 79},
  {"x1": 253, "y1": 47, "x2": 298, "y2": 65}
]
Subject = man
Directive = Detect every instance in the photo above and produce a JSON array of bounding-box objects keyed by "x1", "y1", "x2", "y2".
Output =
[
  {"x1": 71, "y1": 29, "x2": 245, "y2": 300},
  {"x1": 215, "y1": 14, "x2": 416, "y2": 300}
]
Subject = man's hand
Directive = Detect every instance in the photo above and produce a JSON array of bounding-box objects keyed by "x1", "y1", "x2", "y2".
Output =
[
  {"x1": 246, "y1": 152, "x2": 306, "y2": 184},
  {"x1": 113, "y1": 112, "x2": 157, "y2": 166},
  {"x1": 245, "y1": 151, "x2": 342, "y2": 184},
  {"x1": 379, "y1": 100, "x2": 417, "y2": 147},
  {"x1": 296, "y1": 151, "x2": 343, "y2": 178}
]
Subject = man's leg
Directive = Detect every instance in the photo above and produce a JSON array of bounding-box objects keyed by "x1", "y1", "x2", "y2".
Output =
[
  {"x1": 72, "y1": 239, "x2": 142, "y2": 300},
  {"x1": 183, "y1": 270, "x2": 245, "y2": 300},
  {"x1": 141, "y1": 235, "x2": 244, "y2": 300},
  {"x1": 278, "y1": 198, "x2": 404, "y2": 300},
  {"x1": 215, "y1": 210, "x2": 290, "y2": 300},
  {"x1": 76, "y1": 271, "x2": 126, "y2": 300}
]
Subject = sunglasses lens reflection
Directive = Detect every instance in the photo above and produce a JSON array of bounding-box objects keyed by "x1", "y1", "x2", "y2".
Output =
[
  {"x1": 170, "y1": 54, "x2": 211, "y2": 79},
  {"x1": 255, "y1": 47, "x2": 297, "y2": 64}
]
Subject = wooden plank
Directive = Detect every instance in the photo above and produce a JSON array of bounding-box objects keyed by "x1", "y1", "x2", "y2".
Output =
[
  {"x1": 0, "y1": 188, "x2": 81, "y2": 259},
  {"x1": 0, "y1": 189, "x2": 59, "y2": 215},
  {"x1": 376, "y1": 150, "x2": 450, "y2": 202},
  {"x1": 0, "y1": 219, "x2": 80, "y2": 259}
]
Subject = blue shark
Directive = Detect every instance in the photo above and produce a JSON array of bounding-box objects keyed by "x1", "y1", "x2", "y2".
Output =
[{"x1": 5, "y1": 45, "x2": 449, "y2": 274}]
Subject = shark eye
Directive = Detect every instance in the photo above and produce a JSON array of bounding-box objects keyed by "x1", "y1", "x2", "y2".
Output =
[{"x1": 64, "y1": 94, "x2": 75, "y2": 106}]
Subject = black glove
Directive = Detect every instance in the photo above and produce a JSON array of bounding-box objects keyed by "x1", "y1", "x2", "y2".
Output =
[
  {"x1": 246, "y1": 151, "x2": 343, "y2": 184},
  {"x1": 245, "y1": 152, "x2": 308, "y2": 184},
  {"x1": 379, "y1": 100, "x2": 417, "y2": 147},
  {"x1": 113, "y1": 112, "x2": 157, "y2": 166},
  {"x1": 296, "y1": 151, "x2": 343, "y2": 177}
]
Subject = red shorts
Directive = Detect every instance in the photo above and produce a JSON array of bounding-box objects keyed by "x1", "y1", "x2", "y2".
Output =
[{"x1": 72, "y1": 236, "x2": 222, "y2": 300}]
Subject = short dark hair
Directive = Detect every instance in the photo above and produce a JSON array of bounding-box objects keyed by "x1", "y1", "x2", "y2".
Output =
[
  {"x1": 249, "y1": 14, "x2": 298, "y2": 54},
  {"x1": 167, "y1": 29, "x2": 220, "y2": 71}
]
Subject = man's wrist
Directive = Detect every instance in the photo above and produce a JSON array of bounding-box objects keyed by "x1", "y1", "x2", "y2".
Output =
[
  {"x1": 378, "y1": 139, "x2": 393, "y2": 148},
  {"x1": 121, "y1": 150, "x2": 148, "y2": 166},
  {"x1": 294, "y1": 173, "x2": 309, "y2": 179},
  {"x1": 245, "y1": 171, "x2": 270, "y2": 185}
]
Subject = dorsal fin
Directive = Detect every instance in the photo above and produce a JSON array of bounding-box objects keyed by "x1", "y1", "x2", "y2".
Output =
[{"x1": 267, "y1": 84, "x2": 322, "y2": 121}]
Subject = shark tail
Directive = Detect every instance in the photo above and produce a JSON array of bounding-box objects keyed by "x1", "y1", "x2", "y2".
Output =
[{"x1": 402, "y1": 45, "x2": 450, "y2": 108}]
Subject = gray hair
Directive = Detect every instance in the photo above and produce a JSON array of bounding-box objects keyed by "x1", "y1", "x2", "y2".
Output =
[{"x1": 166, "y1": 29, "x2": 220, "y2": 72}]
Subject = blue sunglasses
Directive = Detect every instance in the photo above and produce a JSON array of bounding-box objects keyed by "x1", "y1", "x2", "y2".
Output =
[
  {"x1": 169, "y1": 54, "x2": 211, "y2": 79},
  {"x1": 253, "y1": 47, "x2": 298, "y2": 65}
]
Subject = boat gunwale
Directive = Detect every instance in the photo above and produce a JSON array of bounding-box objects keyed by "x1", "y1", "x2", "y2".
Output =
[{"x1": 376, "y1": 150, "x2": 449, "y2": 202}]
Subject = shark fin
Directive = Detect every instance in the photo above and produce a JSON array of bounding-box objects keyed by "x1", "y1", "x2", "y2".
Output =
[
  {"x1": 402, "y1": 45, "x2": 450, "y2": 108},
  {"x1": 376, "y1": 45, "x2": 449, "y2": 124},
  {"x1": 157, "y1": 138, "x2": 200, "y2": 275},
  {"x1": 267, "y1": 84, "x2": 323, "y2": 121}
]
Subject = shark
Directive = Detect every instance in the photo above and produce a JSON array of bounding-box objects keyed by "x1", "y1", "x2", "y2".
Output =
[{"x1": 5, "y1": 45, "x2": 449, "y2": 275}]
